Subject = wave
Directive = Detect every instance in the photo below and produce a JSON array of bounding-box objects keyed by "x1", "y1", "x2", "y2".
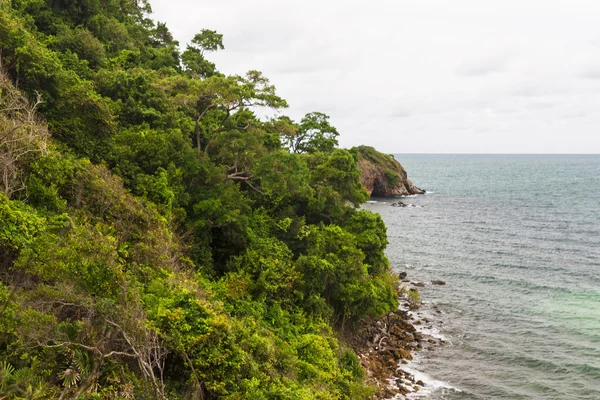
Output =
[
  {"x1": 401, "y1": 363, "x2": 461, "y2": 399},
  {"x1": 566, "y1": 363, "x2": 600, "y2": 379}
]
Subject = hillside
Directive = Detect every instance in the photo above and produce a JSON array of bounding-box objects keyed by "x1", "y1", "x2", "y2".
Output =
[{"x1": 0, "y1": 1, "x2": 417, "y2": 398}]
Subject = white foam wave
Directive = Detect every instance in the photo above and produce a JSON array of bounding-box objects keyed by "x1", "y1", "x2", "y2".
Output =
[
  {"x1": 419, "y1": 325, "x2": 449, "y2": 343},
  {"x1": 400, "y1": 363, "x2": 461, "y2": 399},
  {"x1": 407, "y1": 309, "x2": 450, "y2": 343},
  {"x1": 424, "y1": 190, "x2": 435, "y2": 194}
]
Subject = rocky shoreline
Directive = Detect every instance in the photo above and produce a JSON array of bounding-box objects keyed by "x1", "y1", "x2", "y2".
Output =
[{"x1": 345, "y1": 274, "x2": 448, "y2": 399}]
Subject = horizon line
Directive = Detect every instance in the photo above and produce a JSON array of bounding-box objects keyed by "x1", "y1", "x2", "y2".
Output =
[{"x1": 389, "y1": 153, "x2": 600, "y2": 155}]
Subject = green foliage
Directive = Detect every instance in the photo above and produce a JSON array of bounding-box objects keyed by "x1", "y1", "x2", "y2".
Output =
[
  {"x1": 297, "y1": 225, "x2": 397, "y2": 324},
  {"x1": 53, "y1": 27, "x2": 107, "y2": 69},
  {"x1": 283, "y1": 112, "x2": 340, "y2": 154},
  {"x1": 407, "y1": 288, "x2": 421, "y2": 309},
  {"x1": 0, "y1": 194, "x2": 46, "y2": 251},
  {"x1": 0, "y1": 360, "x2": 56, "y2": 399},
  {"x1": 343, "y1": 209, "x2": 390, "y2": 275},
  {"x1": 306, "y1": 149, "x2": 369, "y2": 220},
  {"x1": 0, "y1": 1, "x2": 401, "y2": 398},
  {"x1": 182, "y1": 29, "x2": 224, "y2": 78}
]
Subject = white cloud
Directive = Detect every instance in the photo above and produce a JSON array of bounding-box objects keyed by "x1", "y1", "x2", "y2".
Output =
[{"x1": 151, "y1": 0, "x2": 600, "y2": 153}]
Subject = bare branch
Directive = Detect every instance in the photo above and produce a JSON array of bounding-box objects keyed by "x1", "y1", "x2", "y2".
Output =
[{"x1": 0, "y1": 66, "x2": 49, "y2": 197}]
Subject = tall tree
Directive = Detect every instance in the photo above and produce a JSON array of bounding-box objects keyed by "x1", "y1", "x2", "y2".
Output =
[
  {"x1": 282, "y1": 112, "x2": 339, "y2": 154},
  {"x1": 181, "y1": 29, "x2": 224, "y2": 79}
]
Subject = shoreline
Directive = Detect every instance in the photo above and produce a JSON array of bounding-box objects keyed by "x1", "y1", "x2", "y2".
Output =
[{"x1": 345, "y1": 275, "x2": 451, "y2": 399}]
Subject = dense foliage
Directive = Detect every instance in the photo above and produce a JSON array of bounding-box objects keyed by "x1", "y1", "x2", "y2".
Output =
[{"x1": 0, "y1": 1, "x2": 399, "y2": 398}]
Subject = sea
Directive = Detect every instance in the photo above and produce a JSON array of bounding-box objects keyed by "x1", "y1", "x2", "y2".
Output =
[{"x1": 364, "y1": 154, "x2": 600, "y2": 400}]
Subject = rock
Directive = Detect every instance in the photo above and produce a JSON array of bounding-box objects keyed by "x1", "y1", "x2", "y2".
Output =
[
  {"x1": 412, "y1": 281, "x2": 425, "y2": 287},
  {"x1": 391, "y1": 201, "x2": 408, "y2": 207},
  {"x1": 356, "y1": 146, "x2": 424, "y2": 197},
  {"x1": 391, "y1": 347, "x2": 413, "y2": 360},
  {"x1": 416, "y1": 380, "x2": 425, "y2": 386},
  {"x1": 407, "y1": 179, "x2": 424, "y2": 194},
  {"x1": 431, "y1": 280, "x2": 446, "y2": 285},
  {"x1": 398, "y1": 271, "x2": 407, "y2": 280}
]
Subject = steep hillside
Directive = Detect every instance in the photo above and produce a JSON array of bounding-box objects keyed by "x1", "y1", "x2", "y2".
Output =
[{"x1": 0, "y1": 1, "x2": 410, "y2": 398}]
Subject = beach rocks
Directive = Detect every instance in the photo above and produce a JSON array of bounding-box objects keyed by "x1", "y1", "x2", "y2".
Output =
[
  {"x1": 391, "y1": 347, "x2": 413, "y2": 361},
  {"x1": 391, "y1": 201, "x2": 424, "y2": 208},
  {"x1": 431, "y1": 280, "x2": 446, "y2": 285},
  {"x1": 346, "y1": 270, "x2": 447, "y2": 399},
  {"x1": 345, "y1": 308, "x2": 422, "y2": 399}
]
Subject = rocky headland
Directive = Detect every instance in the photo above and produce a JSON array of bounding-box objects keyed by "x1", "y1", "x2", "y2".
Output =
[{"x1": 355, "y1": 146, "x2": 424, "y2": 197}]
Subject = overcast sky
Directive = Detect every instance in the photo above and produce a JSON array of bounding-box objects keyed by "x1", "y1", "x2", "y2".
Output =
[{"x1": 152, "y1": 0, "x2": 600, "y2": 153}]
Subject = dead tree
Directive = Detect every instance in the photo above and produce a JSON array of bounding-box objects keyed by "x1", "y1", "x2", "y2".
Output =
[{"x1": 0, "y1": 65, "x2": 49, "y2": 197}]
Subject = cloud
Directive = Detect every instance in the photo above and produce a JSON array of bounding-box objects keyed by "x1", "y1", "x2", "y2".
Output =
[
  {"x1": 152, "y1": 0, "x2": 600, "y2": 153},
  {"x1": 456, "y1": 56, "x2": 507, "y2": 77},
  {"x1": 510, "y1": 83, "x2": 570, "y2": 98},
  {"x1": 579, "y1": 67, "x2": 600, "y2": 79},
  {"x1": 389, "y1": 108, "x2": 413, "y2": 119},
  {"x1": 526, "y1": 101, "x2": 556, "y2": 110}
]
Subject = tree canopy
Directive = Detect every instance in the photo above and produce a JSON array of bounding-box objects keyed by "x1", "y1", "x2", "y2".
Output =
[{"x1": 0, "y1": 1, "x2": 399, "y2": 398}]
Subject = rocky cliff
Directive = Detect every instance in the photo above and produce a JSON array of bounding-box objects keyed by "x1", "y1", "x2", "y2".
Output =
[{"x1": 355, "y1": 146, "x2": 424, "y2": 197}]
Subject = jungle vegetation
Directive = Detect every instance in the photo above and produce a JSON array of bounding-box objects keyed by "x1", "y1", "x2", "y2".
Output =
[{"x1": 0, "y1": 0, "x2": 399, "y2": 398}]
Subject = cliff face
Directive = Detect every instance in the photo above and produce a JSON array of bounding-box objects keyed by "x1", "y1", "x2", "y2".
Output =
[{"x1": 356, "y1": 146, "x2": 424, "y2": 197}]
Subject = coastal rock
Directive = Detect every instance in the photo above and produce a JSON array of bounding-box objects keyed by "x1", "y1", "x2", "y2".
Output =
[
  {"x1": 355, "y1": 145, "x2": 424, "y2": 197},
  {"x1": 431, "y1": 280, "x2": 446, "y2": 285},
  {"x1": 391, "y1": 347, "x2": 413, "y2": 360},
  {"x1": 344, "y1": 309, "x2": 420, "y2": 399}
]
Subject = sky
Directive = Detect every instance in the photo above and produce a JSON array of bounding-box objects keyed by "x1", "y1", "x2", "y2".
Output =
[{"x1": 151, "y1": 0, "x2": 600, "y2": 153}]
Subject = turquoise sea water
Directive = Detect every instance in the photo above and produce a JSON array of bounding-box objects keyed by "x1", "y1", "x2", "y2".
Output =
[{"x1": 364, "y1": 155, "x2": 600, "y2": 399}]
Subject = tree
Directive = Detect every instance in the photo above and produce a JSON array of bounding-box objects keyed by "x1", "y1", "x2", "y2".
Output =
[
  {"x1": 192, "y1": 71, "x2": 287, "y2": 155},
  {"x1": 283, "y1": 112, "x2": 339, "y2": 154},
  {"x1": 181, "y1": 29, "x2": 224, "y2": 79}
]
